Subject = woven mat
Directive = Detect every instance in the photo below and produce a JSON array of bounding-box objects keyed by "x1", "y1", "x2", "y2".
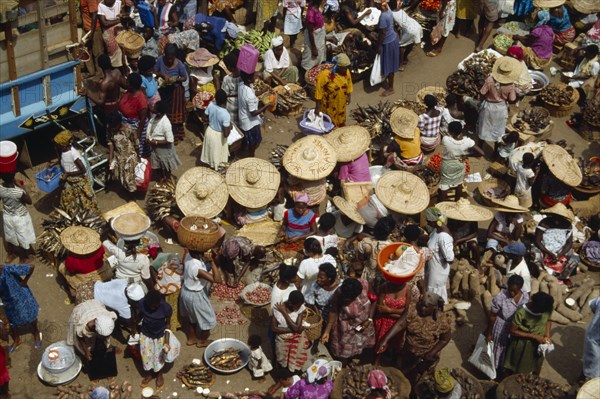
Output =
[{"x1": 235, "y1": 220, "x2": 282, "y2": 247}]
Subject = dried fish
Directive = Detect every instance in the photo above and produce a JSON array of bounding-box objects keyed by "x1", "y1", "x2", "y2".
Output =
[{"x1": 146, "y1": 179, "x2": 179, "y2": 222}]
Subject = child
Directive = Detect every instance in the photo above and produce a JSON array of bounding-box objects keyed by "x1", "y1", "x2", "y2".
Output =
[
  {"x1": 267, "y1": 368, "x2": 301, "y2": 397},
  {"x1": 496, "y1": 131, "x2": 519, "y2": 162},
  {"x1": 247, "y1": 334, "x2": 273, "y2": 382}
]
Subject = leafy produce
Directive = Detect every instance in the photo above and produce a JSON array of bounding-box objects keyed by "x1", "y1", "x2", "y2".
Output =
[
  {"x1": 178, "y1": 363, "x2": 214, "y2": 388},
  {"x1": 513, "y1": 107, "x2": 551, "y2": 133},
  {"x1": 494, "y1": 34, "x2": 513, "y2": 51},
  {"x1": 540, "y1": 84, "x2": 576, "y2": 106},
  {"x1": 502, "y1": 21, "x2": 521, "y2": 33},
  {"x1": 219, "y1": 30, "x2": 277, "y2": 59},
  {"x1": 209, "y1": 349, "x2": 244, "y2": 371}
]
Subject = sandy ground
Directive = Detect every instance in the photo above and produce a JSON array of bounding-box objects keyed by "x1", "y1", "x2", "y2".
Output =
[{"x1": 2, "y1": 27, "x2": 600, "y2": 399}]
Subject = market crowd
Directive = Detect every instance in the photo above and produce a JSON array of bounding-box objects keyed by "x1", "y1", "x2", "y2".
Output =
[{"x1": 1, "y1": 0, "x2": 600, "y2": 398}]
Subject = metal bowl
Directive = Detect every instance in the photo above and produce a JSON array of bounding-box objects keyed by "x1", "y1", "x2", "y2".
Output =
[
  {"x1": 529, "y1": 70, "x2": 549, "y2": 93},
  {"x1": 203, "y1": 338, "x2": 251, "y2": 374}
]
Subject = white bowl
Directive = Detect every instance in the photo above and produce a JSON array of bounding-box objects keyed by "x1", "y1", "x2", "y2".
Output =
[{"x1": 142, "y1": 387, "x2": 155, "y2": 398}]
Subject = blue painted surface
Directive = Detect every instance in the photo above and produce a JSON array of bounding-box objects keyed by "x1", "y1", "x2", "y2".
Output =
[{"x1": 0, "y1": 61, "x2": 86, "y2": 140}]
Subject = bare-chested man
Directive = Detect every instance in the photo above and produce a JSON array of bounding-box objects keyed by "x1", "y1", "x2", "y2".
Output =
[{"x1": 80, "y1": 54, "x2": 126, "y2": 114}]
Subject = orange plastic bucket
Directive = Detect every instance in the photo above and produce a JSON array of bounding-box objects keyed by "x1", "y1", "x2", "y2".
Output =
[{"x1": 377, "y1": 242, "x2": 425, "y2": 285}]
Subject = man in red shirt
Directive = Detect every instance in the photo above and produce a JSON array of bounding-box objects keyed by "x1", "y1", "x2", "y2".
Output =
[{"x1": 81, "y1": 0, "x2": 105, "y2": 77}]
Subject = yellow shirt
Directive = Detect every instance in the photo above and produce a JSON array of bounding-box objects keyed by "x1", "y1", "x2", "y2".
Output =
[{"x1": 395, "y1": 128, "x2": 422, "y2": 159}]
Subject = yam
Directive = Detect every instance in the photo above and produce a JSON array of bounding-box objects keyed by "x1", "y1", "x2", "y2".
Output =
[
  {"x1": 482, "y1": 290, "x2": 493, "y2": 314},
  {"x1": 543, "y1": 273, "x2": 559, "y2": 284},
  {"x1": 455, "y1": 308, "x2": 468, "y2": 325},
  {"x1": 493, "y1": 254, "x2": 506, "y2": 268},
  {"x1": 530, "y1": 278, "x2": 540, "y2": 295},
  {"x1": 469, "y1": 272, "x2": 481, "y2": 298},
  {"x1": 556, "y1": 303, "x2": 583, "y2": 322},
  {"x1": 578, "y1": 287, "x2": 594, "y2": 309},
  {"x1": 451, "y1": 271, "x2": 463, "y2": 297},
  {"x1": 548, "y1": 283, "x2": 561, "y2": 309},
  {"x1": 569, "y1": 278, "x2": 594, "y2": 302},
  {"x1": 461, "y1": 270, "x2": 470, "y2": 299},
  {"x1": 578, "y1": 262, "x2": 588, "y2": 273},
  {"x1": 540, "y1": 281, "x2": 549, "y2": 294},
  {"x1": 488, "y1": 268, "x2": 502, "y2": 296},
  {"x1": 550, "y1": 310, "x2": 570, "y2": 325},
  {"x1": 581, "y1": 288, "x2": 600, "y2": 318}
]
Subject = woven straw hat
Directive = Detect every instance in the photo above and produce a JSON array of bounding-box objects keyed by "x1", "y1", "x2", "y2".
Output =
[
  {"x1": 283, "y1": 135, "x2": 337, "y2": 181},
  {"x1": 492, "y1": 56, "x2": 523, "y2": 84},
  {"x1": 437, "y1": 198, "x2": 494, "y2": 222},
  {"x1": 176, "y1": 167, "x2": 229, "y2": 218},
  {"x1": 478, "y1": 178, "x2": 511, "y2": 202},
  {"x1": 116, "y1": 30, "x2": 145, "y2": 59},
  {"x1": 390, "y1": 108, "x2": 419, "y2": 139},
  {"x1": 60, "y1": 226, "x2": 101, "y2": 255},
  {"x1": 534, "y1": 0, "x2": 565, "y2": 7},
  {"x1": 324, "y1": 126, "x2": 370, "y2": 162},
  {"x1": 491, "y1": 195, "x2": 529, "y2": 212},
  {"x1": 287, "y1": 176, "x2": 327, "y2": 206},
  {"x1": 226, "y1": 158, "x2": 281, "y2": 208},
  {"x1": 542, "y1": 145, "x2": 583, "y2": 187},
  {"x1": 186, "y1": 48, "x2": 219, "y2": 68},
  {"x1": 333, "y1": 196, "x2": 366, "y2": 225},
  {"x1": 571, "y1": 0, "x2": 600, "y2": 13},
  {"x1": 542, "y1": 203, "x2": 575, "y2": 222},
  {"x1": 375, "y1": 171, "x2": 430, "y2": 214}
]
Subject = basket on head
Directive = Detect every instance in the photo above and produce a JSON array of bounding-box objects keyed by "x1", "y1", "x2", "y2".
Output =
[
  {"x1": 303, "y1": 308, "x2": 323, "y2": 341},
  {"x1": 177, "y1": 216, "x2": 221, "y2": 251},
  {"x1": 116, "y1": 30, "x2": 145, "y2": 59}
]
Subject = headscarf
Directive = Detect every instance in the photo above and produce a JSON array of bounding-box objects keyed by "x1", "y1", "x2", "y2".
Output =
[
  {"x1": 368, "y1": 370, "x2": 390, "y2": 392},
  {"x1": 507, "y1": 46, "x2": 525, "y2": 62},
  {"x1": 422, "y1": 291, "x2": 444, "y2": 308},
  {"x1": 536, "y1": 9, "x2": 551, "y2": 27},
  {"x1": 434, "y1": 368, "x2": 455, "y2": 394},
  {"x1": 335, "y1": 53, "x2": 351, "y2": 67},
  {"x1": 89, "y1": 387, "x2": 110, "y2": 399},
  {"x1": 223, "y1": 239, "x2": 241, "y2": 259},
  {"x1": 271, "y1": 36, "x2": 284, "y2": 48},
  {"x1": 306, "y1": 359, "x2": 331, "y2": 383},
  {"x1": 53, "y1": 130, "x2": 73, "y2": 147},
  {"x1": 294, "y1": 192, "x2": 310, "y2": 204},
  {"x1": 95, "y1": 314, "x2": 116, "y2": 336},
  {"x1": 425, "y1": 207, "x2": 446, "y2": 226},
  {"x1": 126, "y1": 283, "x2": 145, "y2": 301}
]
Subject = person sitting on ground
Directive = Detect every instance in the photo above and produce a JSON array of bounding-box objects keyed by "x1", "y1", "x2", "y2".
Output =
[
  {"x1": 513, "y1": 24, "x2": 554, "y2": 70},
  {"x1": 67, "y1": 299, "x2": 118, "y2": 362},
  {"x1": 496, "y1": 131, "x2": 520, "y2": 163},
  {"x1": 263, "y1": 36, "x2": 299, "y2": 86},
  {"x1": 418, "y1": 95, "x2": 444, "y2": 153},
  {"x1": 439, "y1": 93, "x2": 465, "y2": 135},
  {"x1": 284, "y1": 359, "x2": 333, "y2": 399},
  {"x1": 218, "y1": 236, "x2": 266, "y2": 287},
  {"x1": 0, "y1": 173, "x2": 36, "y2": 263},
  {"x1": 308, "y1": 213, "x2": 340, "y2": 252},
  {"x1": 485, "y1": 206, "x2": 525, "y2": 252},
  {"x1": 278, "y1": 193, "x2": 318, "y2": 249},
  {"x1": 447, "y1": 216, "x2": 482, "y2": 272},
  {"x1": 333, "y1": 203, "x2": 364, "y2": 239},
  {"x1": 533, "y1": 1, "x2": 575, "y2": 46},
  {"x1": 267, "y1": 368, "x2": 301, "y2": 397},
  {"x1": 567, "y1": 45, "x2": 600, "y2": 91}
]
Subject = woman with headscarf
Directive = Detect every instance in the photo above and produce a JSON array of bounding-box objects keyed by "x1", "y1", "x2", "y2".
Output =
[
  {"x1": 301, "y1": 0, "x2": 326, "y2": 72},
  {"x1": 285, "y1": 359, "x2": 333, "y2": 399},
  {"x1": 272, "y1": 291, "x2": 310, "y2": 373},
  {"x1": 321, "y1": 278, "x2": 376, "y2": 365},
  {"x1": 119, "y1": 73, "x2": 149, "y2": 158},
  {"x1": 0, "y1": 263, "x2": 42, "y2": 352},
  {"x1": 314, "y1": 53, "x2": 353, "y2": 127},
  {"x1": 218, "y1": 236, "x2": 266, "y2": 287},
  {"x1": 146, "y1": 100, "x2": 182, "y2": 183},
  {"x1": 67, "y1": 299, "x2": 118, "y2": 362},
  {"x1": 507, "y1": 46, "x2": 533, "y2": 97},
  {"x1": 263, "y1": 36, "x2": 299, "y2": 85},
  {"x1": 156, "y1": 43, "x2": 188, "y2": 143},
  {"x1": 365, "y1": 370, "x2": 392, "y2": 399},
  {"x1": 425, "y1": 208, "x2": 454, "y2": 304},
  {"x1": 533, "y1": 0, "x2": 575, "y2": 45},
  {"x1": 105, "y1": 111, "x2": 139, "y2": 192},
  {"x1": 375, "y1": 0, "x2": 400, "y2": 97},
  {"x1": 513, "y1": 25, "x2": 554, "y2": 70},
  {"x1": 53, "y1": 130, "x2": 99, "y2": 216}
]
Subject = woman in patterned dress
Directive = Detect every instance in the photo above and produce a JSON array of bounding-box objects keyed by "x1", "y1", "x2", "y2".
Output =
[
  {"x1": 374, "y1": 281, "x2": 411, "y2": 364},
  {"x1": 314, "y1": 53, "x2": 352, "y2": 127}
]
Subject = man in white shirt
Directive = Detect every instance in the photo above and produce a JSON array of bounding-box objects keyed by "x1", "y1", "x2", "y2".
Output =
[{"x1": 263, "y1": 36, "x2": 299, "y2": 85}]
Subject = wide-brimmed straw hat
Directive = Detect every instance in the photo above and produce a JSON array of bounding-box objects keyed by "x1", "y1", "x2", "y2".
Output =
[
  {"x1": 176, "y1": 167, "x2": 229, "y2": 218},
  {"x1": 186, "y1": 48, "x2": 219, "y2": 68},
  {"x1": 491, "y1": 195, "x2": 529, "y2": 212},
  {"x1": 390, "y1": 107, "x2": 419, "y2": 139},
  {"x1": 542, "y1": 144, "x2": 583, "y2": 187},
  {"x1": 333, "y1": 196, "x2": 366, "y2": 225},
  {"x1": 492, "y1": 56, "x2": 523, "y2": 84},
  {"x1": 437, "y1": 198, "x2": 494, "y2": 222},
  {"x1": 542, "y1": 203, "x2": 575, "y2": 222},
  {"x1": 324, "y1": 126, "x2": 370, "y2": 162},
  {"x1": 60, "y1": 226, "x2": 101, "y2": 255},
  {"x1": 226, "y1": 158, "x2": 281, "y2": 208},
  {"x1": 375, "y1": 171, "x2": 430, "y2": 214},
  {"x1": 571, "y1": 0, "x2": 600, "y2": 13},
  {"x1": 534, "y1": 0, "x2": 565, "y2": 7},
  {"x1": 283, "y1": 135, "x2": 337, "y2": 181},
  {"x1": 116, "y1": 30, "x2": 145, "y2": 59},
  {"x1": 478, "y1": 178, "x2": 511, "y2": 202}
]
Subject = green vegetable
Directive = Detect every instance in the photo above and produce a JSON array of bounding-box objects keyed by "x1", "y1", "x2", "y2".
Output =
[{"x1": 494, "y1": 34, "x2": 513, "y2": 50}]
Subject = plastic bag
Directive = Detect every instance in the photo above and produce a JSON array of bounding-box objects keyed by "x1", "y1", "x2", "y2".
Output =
[
  {"x1": 164, "y1": 329, "x2": 181, "y2": 363},
  {"x1": 370, "y1": 54, "x2": 384, "y2": 86},
  {"x1": 499, "y1": 0, "x2": 515, "y2": 15},
  {"x1": 431, "y1": 21, "x2": 443, "y2": 45},
  {"x1": 468, "y1": 334, "x2": 497, "y2": 379},
  {"x1": 135, "y1": 158, "x2": 152, "y2": 192},
  {"x1": 305, "y1": 109, "x2": 326, "y2": 131}
]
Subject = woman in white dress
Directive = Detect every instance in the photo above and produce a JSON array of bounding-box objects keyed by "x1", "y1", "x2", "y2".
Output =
[
  {"x1": 0, "y1": 173, "x2": 36, "y2": 262},
  {"x1": 201, "y1": 90, "x2": 231, "y2": 170},
  {"x1": 425, "y1": 208, "x2": 455, "y2": 304}
]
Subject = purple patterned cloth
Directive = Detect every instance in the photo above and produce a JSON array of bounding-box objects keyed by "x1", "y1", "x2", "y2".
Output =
[
  {"x1": 490, "y1": 289, "x2": 529, "y2": 369},
  {"x1": 583, "y1": 241, "x2": 600, "y2": 265},
  {"x1": 284, "y1": 378, "x2": 333, "y2": 399}
]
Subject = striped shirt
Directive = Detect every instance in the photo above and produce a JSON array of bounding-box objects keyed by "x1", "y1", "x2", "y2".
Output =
[
  {"x1": 0, "y1": 185, "x2": 27, "y2": 216},
  {"x1": 284, "y1": 209, "x2": 317, "y2": 237}
]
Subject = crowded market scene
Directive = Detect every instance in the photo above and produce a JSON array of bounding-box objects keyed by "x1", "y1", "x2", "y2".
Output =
[{"x1": 1, "y1": 0, "x2": 600, "y2": 397}]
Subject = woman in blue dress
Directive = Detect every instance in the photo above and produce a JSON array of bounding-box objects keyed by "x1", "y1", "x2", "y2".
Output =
[{"x1": 0, "y1": 264, "x2": 42, "y2": 352}]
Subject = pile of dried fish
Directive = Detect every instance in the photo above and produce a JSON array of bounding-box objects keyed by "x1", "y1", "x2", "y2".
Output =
[
  {"x1": 447, "y1": 51, "x2": 499, "y2": 97},
  {"x1": 342, "y1": 364, "x2": 401, "y2": 399},
  {"x1": 393, "y1": 99, "x2": 426, "y2": 115},
  {"x1": 209, "y1": 349, "x2": 243, "y2": 371},
  {"x1": 253, "y1": 79, "x2": 270, "y2": 96},
  {"x1": 37, "y1": 208, "x2": 106, "y2": 261},
  {"x1": 178, "y1": 363, "x2": 214, "y2": 388},
  {"x1": 146, "y1": 179, "x2": 179, "y2": 222},
  {"x1": 540, "y1": 84, "x2": 575, "y2": 106},
  {"x1": 341, "y1": 34, "x2": 375, "y2": 72},
  {"x1": 270, "y1": 144, "x2": 289, "y2": 167},
  {"x1": 276, "y1": 91, "x2": 308, "y2": 113},
  {"x1": 580, "y1": 158, "x2": 600, "y2": 188},
  {"x1": 583, "y1": 98, "x2": 600, "y2": 126},
  {"x1": 451, "y1": 368, "x2": 483, "y2": 399},
  {"x1": 351, "y1": 101, "x2": 395, "y2": 139},
  {"x1": 513, "y1": 107, "x2": 551, "y2": 133},
  {"x1": 501, "y1": 374, "x2": 569, "y2": 399},
  {"x1": 412, "y1": 166, "x2": 441, "y2": 189}
]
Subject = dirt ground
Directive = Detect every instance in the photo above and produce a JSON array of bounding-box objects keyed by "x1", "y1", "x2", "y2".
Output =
[{"x1": 2, "y1": 27, "x2": 600, "y2": 399}]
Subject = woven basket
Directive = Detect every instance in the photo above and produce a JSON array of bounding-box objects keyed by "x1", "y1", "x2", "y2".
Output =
[
  {"x1": 116, "y1": 30, "x2": 145, "y2": 58},
  {"x1": 580, "y1": 248, "x2": 600, "y2": 271},
  {"x1": 272, "y1": 84, "x2": 306, "y2": 116},
  {"x1": 541, "y1": 83, "x2": 580, "y2": 117},
  {"x1": 177, "y1": 216, "x2": 221, "y2": 252},
  {"x1": 416, "y1": 86, "x2": 447, "y2": 106},
  {"x1": 303, "y1": 308, "x2": 323, "y2": 341}
]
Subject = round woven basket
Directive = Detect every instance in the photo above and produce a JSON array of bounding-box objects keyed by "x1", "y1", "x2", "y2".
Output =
[
  {"x1": 304, "y1": 63, "x2": 334, "y2": 97},
  {"x1": 540, "y1": 83, "x2": 580, "y2": 117},
  {"x1": 303, "y1": 308, "x2": 323, "y2": 341},
  {"x1": 272, "y1": 84, "x2": 306, "y2": 116},
  {"x1": 116, "y1": 30, "x2": 145, "y2": 58},
  {"x1": 509, "y1": 107, "x2": 554, "y2": 136},
  {"x1": 176, "y1": 216, "x2": 221, "y2": 252},
  {"x1": 416, "y1": 86, "x2": 447, "y2": 106}
]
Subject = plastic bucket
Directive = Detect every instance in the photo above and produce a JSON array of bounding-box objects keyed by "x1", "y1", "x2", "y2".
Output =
[{"x1": 0, "y1": 141, "x2": 18, "y2": 173}]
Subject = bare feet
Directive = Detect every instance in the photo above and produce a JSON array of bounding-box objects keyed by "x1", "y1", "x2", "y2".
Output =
[
  {"x1": 4, "y1": 253, "x2": 16, "y2": 263},
  {"x1": 121, "y1": 381, "x2": 133, "y2": 399},
  {"x1": 381, "y1": 89, "x2": 395, "y2": 97},
  {"x1": 186, "y1": 337, "x2": 199, "y2": 346},
  {"x1": 156, "y1": 374, "x2": 165, "y2": 390},
  {"x1": 140, "y1": 375, "x2": 153, "y2": 388},
  {"x1": 474, "y1": 46, "x2": 482, "y2": 52},
  {"x1": 426, "y1": 51, "x2": 440, "y2": 57},
  {"x1": 196, "y1": 339, "x2": 214, "y2": 348}
]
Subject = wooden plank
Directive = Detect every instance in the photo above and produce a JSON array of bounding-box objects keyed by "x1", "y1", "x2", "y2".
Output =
[
  {"x1": 3, "y1": 23, "x2": 20, "y2": 116},
  {"x1": 16, "y1": 3, "x2": 70, "y2": 27},
  {"x1": 37, "y1": 0, "x2": 49, "y2": 70}
]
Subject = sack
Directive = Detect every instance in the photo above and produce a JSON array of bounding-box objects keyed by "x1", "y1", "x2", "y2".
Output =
[
  {"x1": 135, "y1": 158, "x2": 152, "y2": 192},
  {"x1": 164, "y1": 329, "x2": 181, "y2": 363},
  {"x1": 137, "y1": 1, "x2": 155, "y2": 28},
  {"x1": 468, "y1": 334, "x2": 497, "y2": 379},
  {"x1": 499, "y1": 0, "x2": 515, "y2": 15},
  {"x1": 370, "y1": 54, "x2": 384, "y2": 86},
  {"x1": 431, "y1": 21, "x2": 443, "y2": 45}
]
